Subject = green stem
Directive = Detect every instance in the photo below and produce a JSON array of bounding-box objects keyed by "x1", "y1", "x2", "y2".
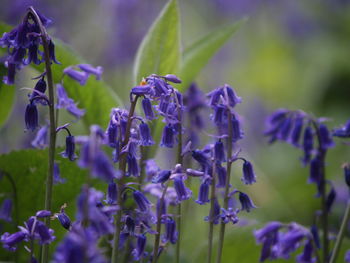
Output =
[
  {"x1": 216, "y1": 110, "x2": 233, "y2": 263},
  {"x1": 329, "y1": 199, "x2": 350, "y2": 263},
  {"x1": 152, "y1": 185, "x2": 168, "y2": 263},
  {"x1": 26, "y1": 7, "x2": 56, "y2": 263},
  {"x1": 208, "y1": 163, "x2": 216, "y2": 263},
  {"x1": 174, "y1": 90, "x2": 183, "y2": 263},
  {"x1": 111, "y1": 96, "x2": 139, "y2": 263}
]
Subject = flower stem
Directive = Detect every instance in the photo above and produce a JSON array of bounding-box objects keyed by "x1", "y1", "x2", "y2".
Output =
[
  {"x1": 329, "y1": 199, "x2": 350, "y2": 263},
  {"x1": 111, "y1": 96, "x2": 139, "y2": 263},
  {"x1": 216, "y1": 110, "x2": 233, "y2": 263},
  {"x1": 174, "y1": 90, "x2": 183, "y2": 263},
  {"x1": 26, "y1": 7, "x2": 56, "y2": 263},
  {"x1": 208, "y1": 162, "x2": 217, "y2": 263},
  {"x1": 152, "y1": 185, "x2": 168, "y2": 263}
]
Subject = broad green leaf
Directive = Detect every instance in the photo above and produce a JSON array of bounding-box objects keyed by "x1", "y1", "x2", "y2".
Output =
[
  {"x1": 133, "y1": 0, "x2": 181, "y2": 84},
  {"x1": 179, "y1": 19, "x2": 247, "y2": 89},
  {"x1": 0, "y1": 148, "x2": 104, "y2": 261},
  {"x1": 0, "y1": 65, "x2": 15, "y2": 128}
]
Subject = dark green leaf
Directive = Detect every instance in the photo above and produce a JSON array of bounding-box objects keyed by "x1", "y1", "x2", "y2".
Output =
[
  {"x1": 179, "y1": 19, "x2": 247, "y2": 89},
  {"x1": 133, "y1": 0, "x2": 181, "y2": 84}
]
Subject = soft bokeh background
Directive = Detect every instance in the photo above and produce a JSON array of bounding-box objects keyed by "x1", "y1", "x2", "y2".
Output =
[{"x1": 1, "y1": 0, "x2": 350, "y2": 262}]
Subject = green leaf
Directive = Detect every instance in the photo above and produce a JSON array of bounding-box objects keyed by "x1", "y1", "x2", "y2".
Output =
[
  {"x1": 179, "y1": 19, "x2": 247, "y2": 89},
  {"x1": 133, "y1": 0, "x2": 181, "y2": 84},
  {"x1": 0, "y1": 65, "x2": 15, "y2": 128}
]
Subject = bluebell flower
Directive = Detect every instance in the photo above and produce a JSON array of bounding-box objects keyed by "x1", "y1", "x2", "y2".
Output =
[
  {"x1": 173, "y1": 176, "x2": 192, "y2": 202},
  {"x1": 309, "y1": 157, "x2": 322, "y2": 184},
  {"x1": 278, "y1": 225, "x2": 307, "y2": 259},
  {"x1": 333, "y1": 119, "x2": 350, "y2": 138},
  {"x1": 310, "y1": 224, "x2": 320, "y2": 249},
  {"x1": 296, "y1": 239, "x2": 314, "y2": 263},
  {"x1": 231, "y1": 113, "x2": 244, "y2": 142},
  {"x1": 35, "y1": 210, "x2": 51, "y2": 218},
  {"x1": 163, "y1": 74, "x2": 182, "y2": 83},
  {"x1": 238, "y1": 191, "x2": 256, "y2": 212},
  {"x1": 53, "y1": 162, "x2": 66, "y2": 184},
  {"x1": 221, "y1": 208, "x2": 239, "y2": 224},
  {"x1": 290, "y1": 116, "x2": 304, "y2": 147},
  {"x1": 78, "y1": 64, "x2": 103, "y2": 80},
  {"x1": 162, "y1": 217, "x2": 178, "y2": 244},
  {"x1": 142, "y1": 97, "x2": 156, "y2": 120},
  {"x1": 133, "y1": 190, "x2": 152, "y2": 212},
  {"x1": 124, "y1": 216, "x2": 135, "y2": 235},
  {"x1": 345, "y1": 250, "x2": 350, "y2": 263},
  {"x1": 241, "y1": 160, "x2": 256, "y2": 185},
  {"x1": 53, "y1": 225, "x2": 106, "y2": 263},
  {"x1": 319, "y1": 124, "x2": 335, "y2": 149},
  {"x1": 56, "y1": 84, "x2": 85, "y2": 118},
  {"x1": 302, "y1": 126, "x2": 313, "y2": 165},
  {"x1": 326, "y1": 186, "x2": 336, "y2": 212},
  {"x1": 26, "y1": 42, "x2": 41, "y2": 65},
  {"x1": 131, "y1": 85, "x2": 151, "y2": 96},
  {"x1": 61, "y1": 135, "x2": 76, "y2": 161},
  {"x1": 57, "y1": 212, "x2": 71, "y2": 230},
  {"x1": 91, "y1": 151, "x2": 118, "y2": 182},
  {"x1": 31, "y1": 125, "x2": 48, "y2": 148},
  {"x1": 196, "y1": 178, "x2": 210, "y2": 205},
  {"x1": 145, "y1": 159, "x2": 160, "y2": 180},
  {"x1": 48, "y1": 40, "x2": 60, "y2": 64},
  {"x1": 1, "y1": 231, "x2": 26, "y2": 251},
  {"x1": 132, "y1": 234, "x2": 147, "y2": 261},
  {"x1": 344, "y1": 163, "x2": 350, "y2": 188},
  {"x1": 214, "y1": 140, "x2": 226, "y2": 162},
  {"x1": 139, "y1": 122, "x2": 154, "y2": 146},
  {"x1": 3, "y1": 63, "x2": 16, "y2": 85},
  {"x1": 192, "y1": 149, "x2": 210, "y2": 171},
  {"x1": 160, "y1": 124, "x2": 175, "y2": 148},
  {"x1": 158, "y1": 94, "x2": 171, "y2": 114},
  {"x1": 63, "y1": 66, "x2": 89, "y2": 85},
  {"x1": 152, "y1": 170, "x2": 171, "y2": 184},
  {"x1": 25, "y1": 102, "x2": 39, "y2": 131},
  {"x1": 105, "y1": 182, "x2": 117, "y2": 205},
  {"x1": 216, "y1": 163, "x2": 227, "y2": 188},
  {"x1": 0, "y1": 199, "x2": 12, "y2": 222},
  {"x1": 30, "y1": 77, "x2": 47, "y2": 104},
  {"x1": 205, "y1": 197, "x2": 221, "y2": 224},
  {"x1": 157, "y1": 198, "x2": 167, "y2": 219},
  {"x1": 278, "y1": 117, "x2": 293, "y2": 141},
  {"x1": 127, "y1": 154, "x2": 139, "y2": 177}
]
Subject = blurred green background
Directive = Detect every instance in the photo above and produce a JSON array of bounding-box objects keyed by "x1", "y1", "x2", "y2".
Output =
[{"x1": 1, "y1": 0, "x2": 350, "y2": 262}]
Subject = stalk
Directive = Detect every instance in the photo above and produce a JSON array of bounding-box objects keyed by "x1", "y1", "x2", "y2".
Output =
[
  {"x1": 111, "y1": 96, "x2": 139, "y2": 263},
  {"x1": 26, "y1": 7, "x2": 56, "y2": 263},
  {"x1": 216, "y1": 110, "x2": 233, "y2": 263},
  {"x1": 152, "y1": 185, "x2": 168, "y2": 263},
  {"x1": 207, "y1": 163, "x2": 216, "y2": 263},
  {"x1": 329, "y1": 199, "x2": 350, "y2": 263},
  {"x1": 174, "y1": 90, "x2": 183, "y2": 263}
]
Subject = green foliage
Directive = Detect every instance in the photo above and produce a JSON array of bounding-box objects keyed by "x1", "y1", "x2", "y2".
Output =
[
  {"x1": 133, "y1": 0, "x2": 181, "y2": 84},
  {"x1": 179, "y1": 19, "x2": 247, "y2": 89},
  {"x1": 0, "y1": 148, "x2": 103, "y2": 261},
  {"x1": 0, "y1": 65, "x2": 15, "y2": 128}
]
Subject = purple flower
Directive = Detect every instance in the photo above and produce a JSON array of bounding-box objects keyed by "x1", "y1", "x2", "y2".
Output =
[
  {"x1": 290, "y1": 116, "x2": 304, "y2": 147},
  {"x1": 133, "y1": 190, "x2": 152, "y2": 212},
  {"x1": 345, "y1": 250, "x2": 350, "y2": 263},
  {"x1": 296, "y1": 239, "x2": 314, "y2": 263},
  {"x1": 152, "y1": 170, "x2": 171, "y2": 184},
  {"x1": 29, "y1": 77, "x2": 47, "y2": 104},
  {"x1": 302, "y1": 126, "x2": 313, "y2": 165},
  {"x1": 1, "y1": 231, "x2": 26, "y2": 251},
  {"x1": 238, "y1": 191, "x2": 256, "y2": 212},
  {"x1": 192, "y1": 149, "x2": 210, "y2": 171},
  {"x1": 31, "y1": 125, "x2": 48, "y2": 148},
  {"x1": 132, "y1": 234, "x2": 147, "y2": 261},
  {"x1": 241, "y1": 160, "x2": 256, "y2": 185},
  {"x1": 127, "y1": 154, "x2": 139, "y2": 177},
  {"x1": 163, "y1": 74, "x2": 182, "y2": 83},
  {"x1": 63, "y1": 66, "x2": 89, "y2": 85},
  {"x1": 216, "y1": 163, "x2": 227, "y2": 188},
  {"x1": 139, "y1": 122, "x2": 154, "y2": 146},
  {"x1": 61, "y1": 135, "x2": 76, "y2": 161},
  {"x1": 106, "y1": 121, "x2": 118, "y2": 147},
  {"x1": 35, "y1": 210, "x2": 51, "y2": 218},
  {"x1": 78, "y1": 64, "x2": 103, "y2": 80},
  {"x1": 326, "y1": 186, "x2": 336, "y2": 212},
  {"x1": 221, "y1": 207, "x2": 239, "y2": 224},
  {"x1": 279, "y1": 226, "x2": 307, "y2": 259},
  {"x1": 231, "y1": 114, "x2": 244, "y2": 142},
  {"x1": 333, "y1": 119, "x2": 350, "y2": 138},
  {"x1": 160, "y1": 124, "x2": 175, "y2": 148},
  {"x1": 205, "y1": 197, "x2": 221, "y2": 224},
  {"x1": 0, "y1": 199, "x2": 12, "y2": 222},
  {"x1": 214, "y1": 140, "x2": 226, "y2": 162},
  {"x1": 56, "y1": 84, "x2": 85, "y2": 118},
  {"x1": 173, "y1": 176, "x2": 192, "y2": 202},
  {"x1": 162, "y1": 217, "x2": 178, "y2": 244},
  {"x1": 142, "y1": 97, "x2": 156, "y2": 120},
  {"x1": 344, "y1": 163, "x2": 350, "y2": 188},
  {"x1": 25, "y1": 102, "x2": 39, "y2": 131},
  {"x1": 3, "y1": 63, "x2": 16, "y2": 85},
  {"x1": 319, "y1": 124, "x2": 335, "y2": 149},
  {"x1": 57, "y1": 212, "x2": 71, "y2": 230},
  {"x1": 53, "y1": 162, "x2": 66, "y2": 184},
  {"x1": 91, "y1": 151, "x2": 118, "y2": 182},
  {"x1": 145, "y1": 159, "x2": 160, "y2": 180},
  {"x1": 196, "y1": 178, "x2": 210, "y2": 205},
  {"x1": 309, "y1": 157, "x2": 322, "y2": 184},
  {"x1": 131, "y1": 85, "x2": 152, "y2": 96},
  {"x1": 48, "y1": 39, "x2": 60, "y2": 64},
  {"x1": 103, "y1": 183, "x2": 116, "y2": 207}
]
